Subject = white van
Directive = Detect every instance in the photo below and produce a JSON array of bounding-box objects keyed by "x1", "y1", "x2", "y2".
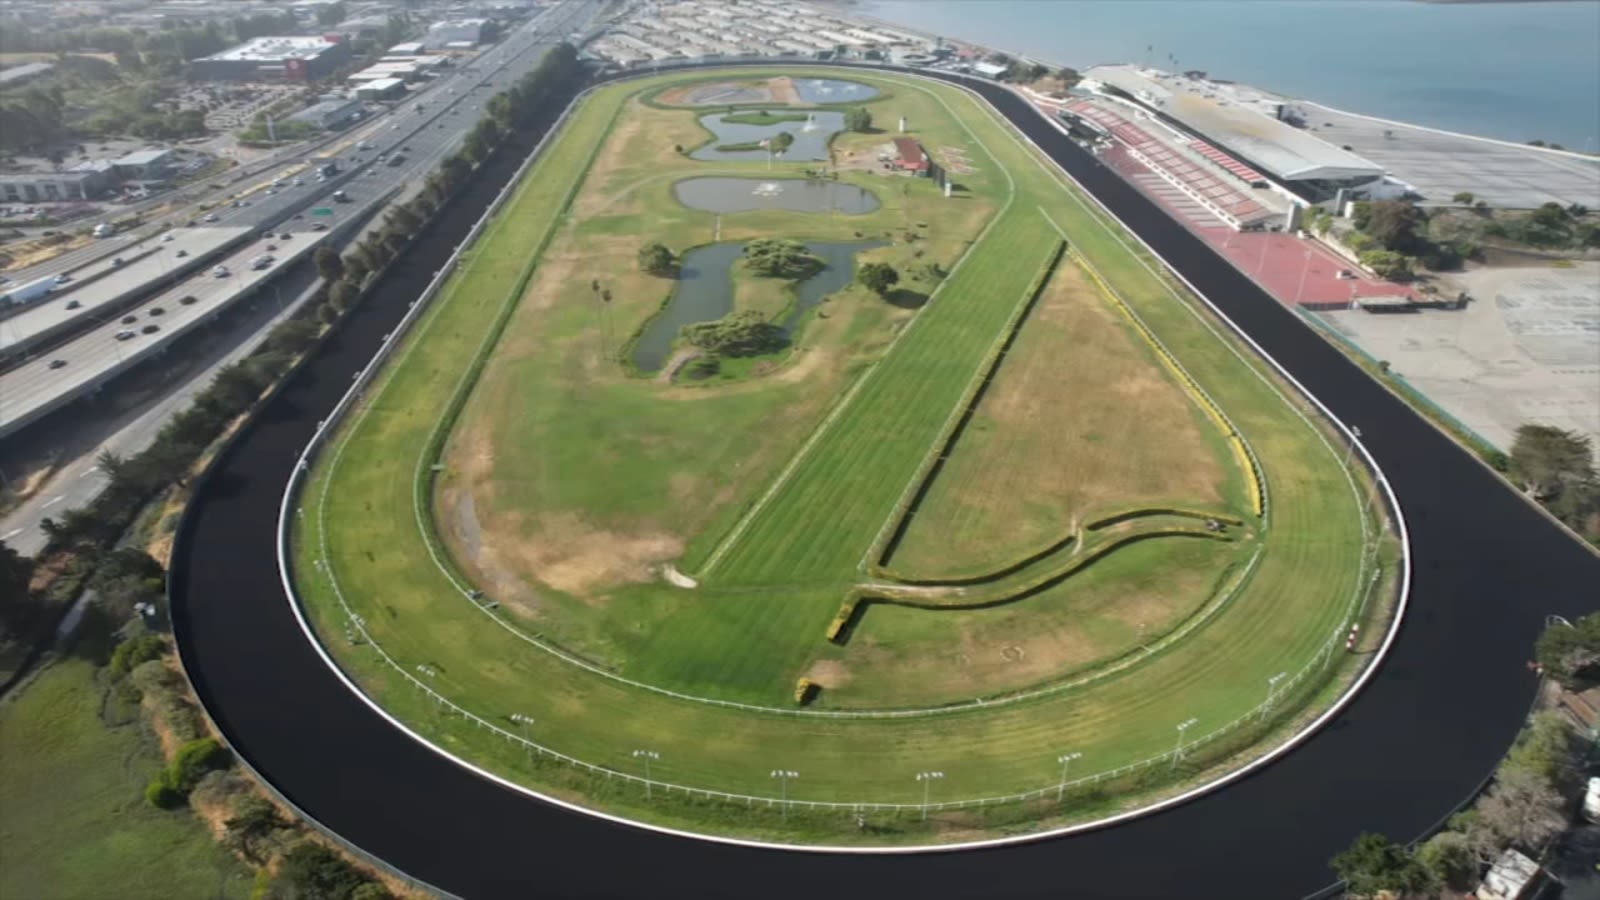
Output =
[{"x1": 93, "y1": 223, "x2": 115, "y2": 238}]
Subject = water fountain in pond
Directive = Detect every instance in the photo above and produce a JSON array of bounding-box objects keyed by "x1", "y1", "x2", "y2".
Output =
[
  {"x1": 800, "y1": 113, "x2": 819, "y2": 133},
  {"x1": 753, "y1": 182, "x2": 784, "y2": 197}
]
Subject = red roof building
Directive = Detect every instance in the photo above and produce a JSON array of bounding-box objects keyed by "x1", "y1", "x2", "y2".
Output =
[{"x1": 892, "y1": 138, "x2": 930, "y2": 174}]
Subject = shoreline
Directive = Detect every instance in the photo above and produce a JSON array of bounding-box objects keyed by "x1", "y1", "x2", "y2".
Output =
[{"x1": 808, "y1": 0, "x2": 1596, "y2": 154}]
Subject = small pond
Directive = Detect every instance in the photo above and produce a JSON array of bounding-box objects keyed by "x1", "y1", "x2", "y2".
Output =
[
  {"x1": 691, "y1": 110, "x2": 845, "y2": 162},
  {"x1": 632, "y1": 240, "x2": 884, "y2": 374},
  {"x1": 673, "y1": 177, "x2": 880, "y2": 215},
  {"x1": 793, "y1": 79, "x2": 880, "y2": 104}
]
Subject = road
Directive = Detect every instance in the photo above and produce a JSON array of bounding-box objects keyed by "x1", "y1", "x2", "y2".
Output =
[
  {"x1": 0, "y1": 5, "x2": 592, "y2": 553},
  {"x1": 168, "y1": 58, "x2": 1600, "y2": 900}
]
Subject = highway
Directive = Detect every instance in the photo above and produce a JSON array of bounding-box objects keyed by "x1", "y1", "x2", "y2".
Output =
[
  {"x1": 169, "y1": 58, "x2": 1600, "y2": 900},
  {"x1": 0, "y1": 4, "x2": 595, "y2": 548}
]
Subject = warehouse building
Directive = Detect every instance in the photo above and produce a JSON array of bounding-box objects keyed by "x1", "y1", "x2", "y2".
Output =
[
  {"x1": 423, "y1": 19, "x2": 488, "y2": 51},
  {"x1": 191, "y1": 36, "x2": 352, "y2": 82},
  {"x1": 354, "y1": 77, "x2": 407, "y2": 102},
  {"x1": 287, "y1": 97, "x2": 365, "y2": 129}
]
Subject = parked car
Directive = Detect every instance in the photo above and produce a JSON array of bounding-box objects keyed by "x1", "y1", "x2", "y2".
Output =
[{"x1": 48, "y1": 358, "x2": 68, "y2": 369}]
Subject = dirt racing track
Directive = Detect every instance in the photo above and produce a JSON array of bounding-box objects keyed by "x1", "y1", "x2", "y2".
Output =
[{"x1": 170, "y1": 62, "x2": 1600, "y2": 900}]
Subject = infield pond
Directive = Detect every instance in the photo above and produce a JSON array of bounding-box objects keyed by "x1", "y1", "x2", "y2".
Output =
[{"x1": 632, "y1": 238, "x2": 885, "y2": 373}]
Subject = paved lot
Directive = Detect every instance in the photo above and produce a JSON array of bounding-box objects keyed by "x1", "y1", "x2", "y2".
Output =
[
  {"x1": 1304, "y1": 101, "x2": 1600, "y2": 209},
  {"x1": 1317, "y1": 263, "x2": 1600, "y2": 450}
]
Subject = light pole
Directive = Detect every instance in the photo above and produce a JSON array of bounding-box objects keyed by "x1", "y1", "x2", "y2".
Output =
[
  {"x1": 915, "y1": 771, "x2": 944, "y2": 821},
  {"x1": 771, "y1": 769, "x2": 798, "y2": 820},
  {"x1": 510, "y1": 713, "x2": 533, "y2": 761},
  {"x1": 1171, "y1": 718, "x2": 1198, "y2": 771},
  {"x1": 1343, "y1": 425, "x2": 1363, "y2": 469},
  {"x1": 1294, "y1": 247, "x2": 1314, "y2": 305},
  {"x1": 1256, "y1": 233, "x2": 1271, "y2": 275},
  {"x1": 1260, "y1": 671, "x2": 1287, "y2": 721},
  {"x1": 633, "y1": 750, "x2": 659, "y2": 801},
  {"x1": 1055, "y1": 752, "x2": 1082, "y2": 802}
]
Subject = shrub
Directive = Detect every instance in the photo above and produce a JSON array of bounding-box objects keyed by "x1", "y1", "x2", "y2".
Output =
[
  {"x1": 109, "y1": 633, "x2": 166, "y2": 678},
  {"x1": 169, "y1": 737, "x2": 232, "y2": 793},
  {"x1": 277, "y1": 842, "x2": 377, "y2": 900},
  {"x1": 844, "y1": 107, "x2": 872, "y2": 133},
  {"x1": 145, "y1": 777, "x2": 184, "y2": 809},
  {"x1": 681, "y1": 312, "x2": 787, "y2": 358}
]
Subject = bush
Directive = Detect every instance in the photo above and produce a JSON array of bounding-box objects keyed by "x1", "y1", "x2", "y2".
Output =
[
  {"x1": 109, "y1": 633, "x2": 165, "y2": 678},
  {"x1": 844, "y1": 107, "x2": 872, "y2": 133},
  {"x1": 145, "y1": 778, "x2": 185, "y2": 809},
  {"x1": 169, "y1": 737, "x2": 231, "y2": 792},
  {"x1": 276, "y1": 842, "x2": 377, "y2": 900},
  {"x1": 1358, "y1": 249, "x2": 1413, "y2": 280},
  {"x1": 637, "y1": 241, "x2": 676, "y2": 277},
  {"x1": 681, "y1": 311, "x2": 788, "y2": 358}
]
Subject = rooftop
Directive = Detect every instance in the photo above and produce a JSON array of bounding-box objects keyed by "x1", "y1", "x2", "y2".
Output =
[
  {"x1": 1086, "y1": 64, "x2": 1385, "y2": 183},
  {"x1": 203, "y1": 36, "x2": 342, "y2": 63},
  {"x1": 0, "y1": 62, "x2": 54, "y2": 84},
  {"x1": 112, "y1": 149, "x2": 173, "y2": 167}
]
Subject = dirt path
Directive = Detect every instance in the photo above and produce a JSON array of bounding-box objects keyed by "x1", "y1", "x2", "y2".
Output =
[{"x1": 656, "y1": 347, "x2": 701, "y2": 384}]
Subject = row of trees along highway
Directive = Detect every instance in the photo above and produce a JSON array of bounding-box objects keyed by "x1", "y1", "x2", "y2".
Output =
[{"x1": 0, "y1": 43, "x2": 586, "y2": 694}]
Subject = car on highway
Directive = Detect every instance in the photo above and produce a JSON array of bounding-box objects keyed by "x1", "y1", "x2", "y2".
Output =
[
  {"x1": 141, "y1": 324, "x2": 159, "y2": 334},
  {"x1": 149, "y1": 306, "x2": 165, "y2": 316},
  {"x1": 213, "y1": 265, "x2": 230, "y2": 278},
  {"x1": 54, "y1": 273, "x2": 72, "y2": 285},
  {"x1": 114, "y1": 330, "x2": 135, "y2": 341},
  {"x1": 293, "y1": 178, "x2": 304, "y2": 187},
  {"x1": 162, "y1": 233, "x2": 175, "y2": 242},
  {"x1": 279, "y1": 233, "x2": 291, "y2": 240},
  {"x1": 65, "y1": 299, "x2": 81, "y2": 310},
  {"x1": 111, "y1": 257, "x2": 125, "y2": 267},
  {"x1": 175, "y1": 249, "x2": 188, "y2": 258},
  {"x1": 310, "y1": 222, "x2": 328, "y2": 231},
  {"x1": 202, "y1": 213, "x2": 220, "y2": 222},
  {"x1": 48, "y1": 358, "x2": 67, "y2": 369},
  {"x1": 179, "y1": 295, "x2": 197, "y2": 306},
  {"x1": 121, "y1": 315, "x2": 137, "y2": 324}
]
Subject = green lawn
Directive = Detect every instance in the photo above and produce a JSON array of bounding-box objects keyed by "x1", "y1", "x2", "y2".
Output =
[
  {"x1": 289, "y1": 68, "x2": 1388, "y2": 845},
  {"x1": 0, "y1": 660, "x2": 251, "y2": 900}
]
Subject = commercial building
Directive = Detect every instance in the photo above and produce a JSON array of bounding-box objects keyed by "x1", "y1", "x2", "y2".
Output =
[
  {"x1": 191, "y1": 36, "x2": 353, "y2": 82},
  {"x1": 354, "y1": 78, "x2": 407, "y2": 102},
  {"x1": 423, "y1": 19, "x2": 489, "y2": 51},
  {"x1": 0, "y1": 170, "x2": 108, "y2": 203},
  {"x1": 287, "y1": 97, "x2": 365, "y2": 129},
  {"x1": 110, "y1": 149, "x2": 177, "y2": 184}
]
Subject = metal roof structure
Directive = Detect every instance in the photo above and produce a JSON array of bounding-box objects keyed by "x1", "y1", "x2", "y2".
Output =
[
  {"x1": 203, "y1": 36, "x2": 342, "y2": 63},
  {"x1": 1085, "y1": 64, "x2": 1384, "y2": 183}
]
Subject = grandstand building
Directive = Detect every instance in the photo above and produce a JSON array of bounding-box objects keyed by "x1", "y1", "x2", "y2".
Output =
[{"x1": 1081, "y1": 64, "x2": 1391, "y2": 204}]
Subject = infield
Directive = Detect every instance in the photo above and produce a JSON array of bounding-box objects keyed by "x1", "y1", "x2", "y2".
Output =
[{"x1": 289, "y1": 67, "x2": 1393, "y2": 846}]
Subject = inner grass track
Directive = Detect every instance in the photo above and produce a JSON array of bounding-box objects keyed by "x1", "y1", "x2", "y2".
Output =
[{"x1": 288, "y1": 67, "x2": 1381, "y2": 843}]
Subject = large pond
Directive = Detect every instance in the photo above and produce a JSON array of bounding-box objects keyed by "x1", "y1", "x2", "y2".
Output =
[
  {"x1": 673, "y1": 177, "x2": 880, "y2": 215},
  {"x1": 793, "y1": 78, "x2": 880, "y2": 104},
  {"x1": 691, "y1": 110, "x2": 845, "y2": 162},
  {"x1": 632, "y1": 240, "x2": 883, "y2": 374}
]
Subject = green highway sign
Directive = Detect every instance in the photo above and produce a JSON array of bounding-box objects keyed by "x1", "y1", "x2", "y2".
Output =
[{"x1": 312, "y1": 207, "x2": 334, "y2": 217}]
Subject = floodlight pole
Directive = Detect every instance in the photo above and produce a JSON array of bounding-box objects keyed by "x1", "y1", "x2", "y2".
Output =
[
  {"x1": 1055, "y1": 753, "x2": 1082, "y2": 802},
  {"x1": 915, "y1": 771, "x2": 944, "y2": 821},
  {"x1": 1260, "y1": 671, "x2": 1287, "y2": 721},
  {"x1": 1171, "y1": 718, "x2": 1198, "y2": 771},
  {"x1": 771, "y1": 769, "x2": 798, "y2": 820},
  {"x1": 633, "y1": 750, "x2": 659, "y2": 801},
  {"x1": 1343, "y1": 425, "x2": 1363, "y2": 469},
  {"x1": 510, "y1": 713, "x2": 534, "y2": 761},
  {"x1": 1295, "y1": 248, "x2": 1313, "y2": 304}
]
